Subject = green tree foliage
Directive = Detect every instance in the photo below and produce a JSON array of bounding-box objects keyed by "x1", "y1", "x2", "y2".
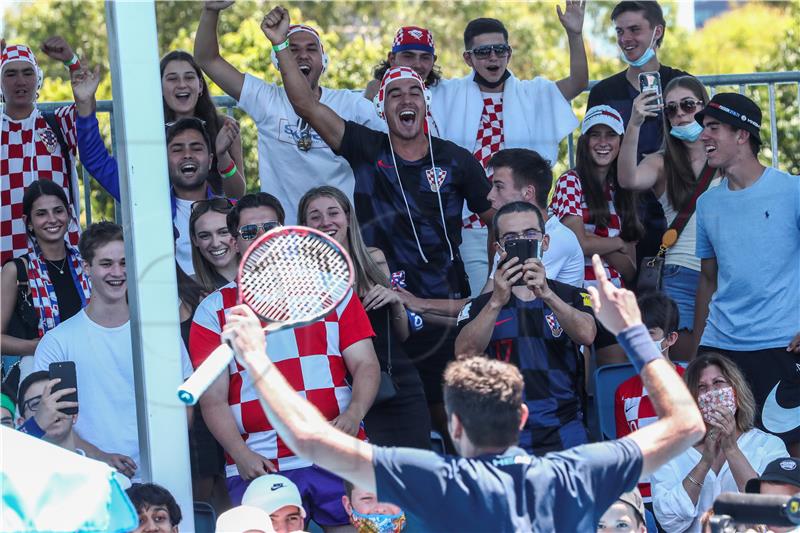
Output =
[{"x1": 3, "y1": 0, "x2": 798, "y2": 222}]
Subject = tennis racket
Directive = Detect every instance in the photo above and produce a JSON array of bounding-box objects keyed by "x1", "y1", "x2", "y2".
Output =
[{"x1": 177, "y1": 226, "x2": 354, "y2": 405}]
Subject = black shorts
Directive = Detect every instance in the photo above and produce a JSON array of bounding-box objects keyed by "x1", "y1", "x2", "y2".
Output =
[
  {"x1": 403, "y1": 324, "x2": 458, "y2": 405},
  {"x1": 699, "y1": 345, "x2": 800, "y2": 445},
  {"x1": 594, "y1": 321, "x2": 618, "y2": 350}
]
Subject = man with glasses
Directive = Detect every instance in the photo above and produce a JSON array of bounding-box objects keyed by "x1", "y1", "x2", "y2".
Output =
[
  {"x1": 15, "y1": 370, "x2": 80, "y2": 451},
  {"x1": 428, "y1": 4, "x2": 586, "y2": 299},
  {"x1": 189, "y1": 192, "x2": 380, "y2": 526},
  {"x1": 454, "y1": 201, "x2": 596, "y2": 454},
  {"x1": 194, "y1": 1, "x2": 385, "y2": 226}
]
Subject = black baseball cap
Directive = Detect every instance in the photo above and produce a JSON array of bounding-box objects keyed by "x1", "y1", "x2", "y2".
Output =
[
  {"x1": 695, "y1": 92, "x2": 762, "y2": 143},
  {"x1": 745, "y1": 457, "x2": 800, "y2": 493}
]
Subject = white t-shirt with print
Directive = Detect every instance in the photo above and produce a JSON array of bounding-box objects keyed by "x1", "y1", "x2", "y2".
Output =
[{"x1": 238, "y1": 74, "x2": 386, "y2": 225}]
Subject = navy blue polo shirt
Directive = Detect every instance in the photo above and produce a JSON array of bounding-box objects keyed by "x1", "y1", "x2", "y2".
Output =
[
  {"x1": 373, "y1": 438, "x2": 643, "y2": 532},
  {"x1": 336, "y1": 121, "x2": 491, "y2": 299}
]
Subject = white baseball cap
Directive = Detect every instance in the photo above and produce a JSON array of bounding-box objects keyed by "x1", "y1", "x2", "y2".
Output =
[
  {"x1": 216, "y1": 505, "x2": 275, "y2": 533},
  {"x1": 581, "y1": 105, "x2": 625, "y2": 135},
  {"x1": 242, "y1": 474, "x2": 307, "y2": 518}
]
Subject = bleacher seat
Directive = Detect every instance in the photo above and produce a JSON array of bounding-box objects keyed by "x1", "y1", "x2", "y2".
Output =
[
  {"x1": 594, "y1": 363, "x2": 637, "y2": 441},
  {"x1": 193, "y1": 501, "x2": 216, "y2": 533}
]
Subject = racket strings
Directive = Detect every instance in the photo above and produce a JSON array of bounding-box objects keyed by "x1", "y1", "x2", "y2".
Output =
[{"x1": 240, "y1": 233, "x2": 351, "y2": 323}]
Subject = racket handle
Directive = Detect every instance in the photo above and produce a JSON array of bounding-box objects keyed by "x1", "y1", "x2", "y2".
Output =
[{"x1": 177, "y1": 342, "x2": 234, "y2": 405}]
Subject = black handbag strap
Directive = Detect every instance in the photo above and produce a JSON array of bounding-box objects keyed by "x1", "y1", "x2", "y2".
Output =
[{"x1": 385, "y1": 311, "x2": 393, "y2": 375}]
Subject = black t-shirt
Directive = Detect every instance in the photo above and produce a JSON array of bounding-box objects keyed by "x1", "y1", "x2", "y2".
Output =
[
  {"x1": 45, "y1": 261, "x2": 82, "y2": 321},
  {"x1": 336, "y1": 121, "x2": 491, "y2": 299},
  {"x1": 456, "y1": 280, "x2": 594, "y2": 454},
  {"x1": 588, "y1": 65, "x2": 690, "y2": 160}
]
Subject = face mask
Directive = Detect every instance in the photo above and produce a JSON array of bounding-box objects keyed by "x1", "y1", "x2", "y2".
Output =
[
  {"x1": 621, "y1": 28, "x2": 658, "y2": 68},
  {"x1": 670, "y1": 121, "x2": 704, "y2": 142},
  {"x1": 351, "y1": 509, "x2": 407, "y2": 533},
  {"x1": 653, "y1": 337, "x2": 668, "y2": 354},
  {"x1": 697, "y1": 386, "x2": 736, "y2": 424}
]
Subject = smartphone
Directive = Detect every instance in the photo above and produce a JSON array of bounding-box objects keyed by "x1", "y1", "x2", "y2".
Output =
[
  {"x1": 49, "y1": 361, "x2": 78, "y2": 415},
  {"x1": 638, "y1": 71, "x2": 663, "y2": 107},
  {"x1": 500, "y1": 239, "x2": 542, "y2": 285}
]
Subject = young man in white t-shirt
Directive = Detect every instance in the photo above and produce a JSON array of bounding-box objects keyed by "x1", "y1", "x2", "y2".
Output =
[
  {"x1": 483, "y1": 148, "x2": 584, "y2": 292},
  {"x1": 195, "y1": 2, "x2": 385, "y2": 225},
  {"x1": 33, "y1": 222, "x2": 193, "y2": 480},
  {"x1": 429, "y1": 9, "x2": 587, "y2": 297}
]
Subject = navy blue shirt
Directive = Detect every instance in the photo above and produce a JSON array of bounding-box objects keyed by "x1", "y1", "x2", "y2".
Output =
[
  {"x1": 336, "y1": 121, "x2": 492, "y2": 299},
  {"x1": 373, "y1": 438, "x2": 643, "y2": 532},
  {"x1": 456, "y1": 281, "x2": 593, "y2": 454}
]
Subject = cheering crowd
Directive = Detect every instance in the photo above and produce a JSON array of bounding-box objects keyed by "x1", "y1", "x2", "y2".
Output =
[{"x1": 2, "y1": 1, "x2": 799, "y2": 531}]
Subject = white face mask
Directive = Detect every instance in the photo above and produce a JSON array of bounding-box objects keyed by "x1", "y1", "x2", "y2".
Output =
[{"x1": 653, "y1": 337, "x2": 668, "y2": 354}]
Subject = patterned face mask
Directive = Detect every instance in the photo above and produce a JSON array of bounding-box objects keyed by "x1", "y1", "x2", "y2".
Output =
[
  {"x1": 351, "y1": 508, "x2": 407, "y2": 533},
  {"x1": 697, "y1": 386, "x2": 736, "y2": 423}
]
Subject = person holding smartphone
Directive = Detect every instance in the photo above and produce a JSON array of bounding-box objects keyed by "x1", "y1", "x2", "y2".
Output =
[{"x1": 454, "y1": 201, "x2": 596, "y2": 455}]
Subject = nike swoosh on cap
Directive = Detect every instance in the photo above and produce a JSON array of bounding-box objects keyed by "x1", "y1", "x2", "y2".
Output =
[{"x1": 761, "y1": 381, "x2": 800, "y2": 434}]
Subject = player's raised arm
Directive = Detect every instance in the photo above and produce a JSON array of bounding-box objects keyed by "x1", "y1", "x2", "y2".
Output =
[
  {"x1": 261, "y1": 6, "x2": 346, "y2": 152},
  {"x1": 587, "y1": 254, "x2": 704, "y2": 477}
]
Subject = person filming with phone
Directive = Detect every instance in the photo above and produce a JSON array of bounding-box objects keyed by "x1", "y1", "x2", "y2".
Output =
[{"x1": 454, "y1": 202, "x2": 596, "y2": 455}]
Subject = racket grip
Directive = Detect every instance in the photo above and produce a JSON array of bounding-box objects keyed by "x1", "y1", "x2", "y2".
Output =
[{"x1": 177, "y1": 342, "x2": 234, "y2": 405}]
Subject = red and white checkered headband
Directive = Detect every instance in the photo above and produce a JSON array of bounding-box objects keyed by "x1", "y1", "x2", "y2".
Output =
[
  {"x1": 288, "y1": 24, "x2": 325, "y2": 53},
  {"x1": 1, "y1": 44, "x2": 39, "y2": 72},
  {"x1": 392, "y1": 26, "x2": 435, "y2": 54},
  {"x1": 376, "y1": 66, "x2": 426, "y2": 109}
]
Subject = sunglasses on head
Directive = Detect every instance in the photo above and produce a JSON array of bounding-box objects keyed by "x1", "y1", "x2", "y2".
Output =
[
  {"x1": 665, "y1": 98, "x2": 703, "y2": 118},
  {"x1": 165, "y1": 117, "x2": 207, "y2": 129},
  {"x1": 467, "y1": 44, "x2": 512, "y2": 59},
  {"x1": 191, "y1": 197, "x2": 234, "y2": 213},
  {"x1": 238, "y1": 221, "x2": 281, "y2": 241}
]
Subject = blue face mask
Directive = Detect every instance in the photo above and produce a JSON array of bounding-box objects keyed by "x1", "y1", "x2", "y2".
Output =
[
  {"x1": 670, "y1": 121, "x2": 704, "y2": 142},
  {"x1": 621, "y1": 28, "x2": 659, "y2": 68},
  {"x1": 351, "y1": 508, "x2": 407, "y2": 533}
]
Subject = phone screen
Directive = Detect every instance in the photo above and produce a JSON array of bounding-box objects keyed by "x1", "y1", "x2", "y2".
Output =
[
  {"x1": 49, "y1": 361, "x2": 78, "y2": 415},
  {"x1": 638, "y1": 71, "x2": 663, "y2": 106}
]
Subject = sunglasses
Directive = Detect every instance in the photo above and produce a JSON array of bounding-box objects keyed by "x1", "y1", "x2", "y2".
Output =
[
  {"x1": 238, "y1": 221, "x2": 281, "y2": 240},
  {"x1": 165, "y1": 117, "x2": 207, "y2": 129},
  {"x1": 467, "y1": 44, "x2": 512, "y2": 59},
  {"x1": 297, "y1": 119, "x2": 313, "y2": 152},
  {"x1": 191, "y1": 197, "x2": 234, "y2": 213},
  {"x1": 665, "y1": 99, "x2": 703, "y2": 118}
]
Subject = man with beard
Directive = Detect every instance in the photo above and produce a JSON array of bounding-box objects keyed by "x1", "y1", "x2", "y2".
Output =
[
  {"x1": 428, "y1": 3, "x2": 587, "y2": 298},
  {"x1": 262, "y1": 6, "x2": 493, "y2": 452},
  {"x1": 194, "y1": 1, "x2": 385, "y2": 226}
]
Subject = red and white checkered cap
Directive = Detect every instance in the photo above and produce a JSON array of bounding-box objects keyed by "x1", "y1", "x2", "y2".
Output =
[
  {"x1": 376, "y1": 66, "x2": 426, "y2": 109},
  {"x1": 288, "y1": 24, "x2": 324, "y2": 53},
  {"x1": 392, "y1": 26, "x2": 435, "y2": 54},
  {"x1": 1, "y1": 44, "x2": 39, "y2": 72}
]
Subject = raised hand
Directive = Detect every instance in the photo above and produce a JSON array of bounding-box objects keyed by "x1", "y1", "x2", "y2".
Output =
[
  {"x1": 556, "y1": 0, "x2": 585, "y2": 36},
  {"x1": 33, "y1": 379, "x2": 78, "y2": 433},
  {"x1": 40, "y1": 36, "x2": 74, "y2": 63},
  {"x1": 215, "y1": 117, "x2": 240, "y2": 158},
  {"x1": 203, "y1": 1, "x2": 235, "y2": 11},
  {"x1": 261, "y1": 6, "x2": 291, "y2": 46},
  {"x1": 70, "y1": 65, "x2": 101, "y2": 103},
  {"x1": 490, "y1": 253, "x2": 522, "y2": 308},
  {"x1": 522, "y1": 259, "x2": 552, "y2": 300},
  {"x1": 224, "y1": 304, "x2": 267, "y2": 371},
  {"x1": 586, "y1": 254, "x2": 642, "y2": 335},
  {"x1": 630, "y1": 91, "x2": 662, "y2": 126}
]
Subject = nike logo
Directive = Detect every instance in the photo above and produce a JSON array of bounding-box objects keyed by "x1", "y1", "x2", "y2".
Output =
[
  {"x1": 761, "y1": 381, "x2": 800, "y2": 434},
  {"x1": 377, "y1": 160, "x2": 394, "y2": 169},
  {"x1": 495, "y1": 317, "x2": 513, "y2": 327}
]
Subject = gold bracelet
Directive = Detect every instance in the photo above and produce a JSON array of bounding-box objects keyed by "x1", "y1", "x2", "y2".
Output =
[{"x1": 687, "y1": 474, "x2": 704, "y2": 487}]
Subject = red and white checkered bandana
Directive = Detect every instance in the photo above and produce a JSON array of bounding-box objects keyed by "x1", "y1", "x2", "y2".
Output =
[
  {"x1": 288, "y1": 24, "x2": 325, "y2": 53},
  {"x1": 1, "y1": 44, "x2": 38, "y2": 72},
  {"x1": 376, "y1": 66, "x2": 426, "y2": 112},
  {"x1": 392, "y1": 26, "x2": 435, "y2": 54}
]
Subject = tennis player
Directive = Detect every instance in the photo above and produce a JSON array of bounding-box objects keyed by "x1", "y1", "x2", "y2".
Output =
[{"x1": 222, "y1": 254, "x2": 704, "y2": 532}]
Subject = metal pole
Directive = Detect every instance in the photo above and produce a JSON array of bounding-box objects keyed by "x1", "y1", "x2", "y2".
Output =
[{"x1": 104, "y1": 2, "x2": 194, "y2": 530}]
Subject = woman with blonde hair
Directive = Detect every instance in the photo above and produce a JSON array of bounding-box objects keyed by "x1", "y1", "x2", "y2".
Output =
[
  {"x1": 298, "y1": 186, "x2": 431, "y2": 449},
  {"x1": 651, "y1": 353, "x2": 788, "y2": 533}
]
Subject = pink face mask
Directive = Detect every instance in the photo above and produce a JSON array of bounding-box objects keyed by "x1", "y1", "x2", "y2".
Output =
[{"x1": 697, "y1": 386, "x2": 736, "y2": 423}]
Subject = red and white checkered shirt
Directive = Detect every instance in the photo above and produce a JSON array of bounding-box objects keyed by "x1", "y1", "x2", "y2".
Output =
[
  {"x1": 549, "y1": 170, "x2": 623, "y2": 288},
  {"x1": 189, "y1": 282, "x2": 374, "y2": 477},
  {"x1": 1, "y1": 106, "x2": 80, "y2": 265},
  {"x1": 464, "y1": 94, "x2": 504, "y2": 229},
  {"x1": 614, "y1": 365, "x2": 686, "y2": 501}
]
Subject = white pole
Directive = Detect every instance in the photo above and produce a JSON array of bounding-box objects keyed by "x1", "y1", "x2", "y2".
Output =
[{"x1": 105, "y1": 1, "x2": 195, "y2": 530}]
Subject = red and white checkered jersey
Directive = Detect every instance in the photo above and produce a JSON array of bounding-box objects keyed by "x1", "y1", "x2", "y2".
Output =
[
  {"x1": 1, "y1": 105, "x2": 80, "y2": 265},
  {"x1": 549, "y1": 170, "x2": 623, "y2": 288},
  {"x1": 189, "y1": 282, "x2": 374, "y2": 476},
  {"x1": 614, "y1": 365, "x2": 686, "y2": 501},
  {"x1": 464, "y1": 94, "x2": 504, "y2": 229}
]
